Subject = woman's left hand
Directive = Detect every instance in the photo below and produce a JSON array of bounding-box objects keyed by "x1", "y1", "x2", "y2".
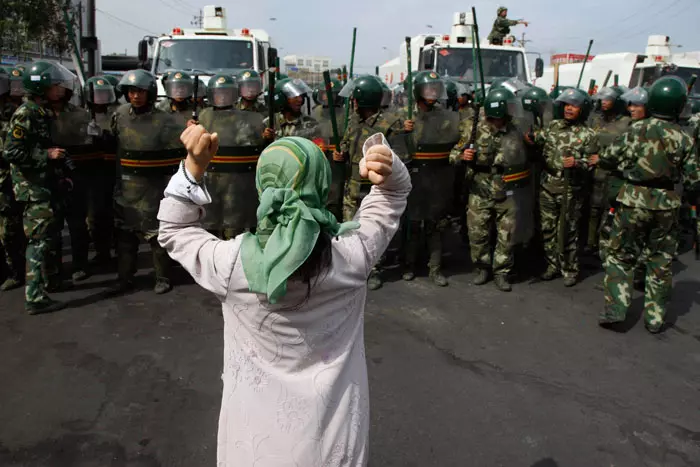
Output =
[
  {"x1": 360, "y1": 144, "x2": 393, "y2": 185},
  {"x1": 181, "y1": 124, "x2": 219, "y2": 182}
]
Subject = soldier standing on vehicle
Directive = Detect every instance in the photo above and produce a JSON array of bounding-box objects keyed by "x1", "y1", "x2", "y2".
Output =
[
  {"x1": 586, "y1": 86, "x2": 631, "y2": 258},
  {"x1": 0, "y1": 67, "x2": 25, "y2": 291},
  {"x1": 198, "y1": 74, "x2": 267, "y2": 239},
  {"x1": 111, "y1": 70, "x2": 184, "y2": 294},
  {"x1": 334, "y1": 75, "x2": 405, "y2": 290},
  {"x1": 597, "y1": 77, "x2": 700, "y2": 333},
  {"x1": 487, "y1": 6, "x2": 528, "y2": 46},
  {"x1": 156, "y1": 70, "x2": 195, "y2": 128},
  {"x1": 263, "y1": 78, "x2": 321, "y2": 141},
  {"x1": 3, "y1": 62, "x2": 76, "y2": 314},
  {"x1": 453, "y1": 88, "x2": 530, "y2": 291},
  {"x1": 235, "y1": 70, "x2": 266, "y2": 113},
  {"x1": 526, "y1": 88, "x2": 599, "y2": 287},
  {"x1": 402, "y1": 71, "x2": 461, "y2": 286}
]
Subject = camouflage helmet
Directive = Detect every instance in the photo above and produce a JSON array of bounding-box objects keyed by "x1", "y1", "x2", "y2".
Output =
[
  {"x1": 555, "y1": 87, "x2": 591, "y2": 121},
  {"x1": 347, "y1": 75, "x2": 384, "y2": 109},
  {"x1": 521, "y1": 86, "x2": 550, "y2": 113},
  {"x1": 84, "y1": 76, "x2": 116, "y2": 105},
  {"x1": 117, "y1": 69, "x2": 158, "y2": 103},
  {"x1": 162, "y1": 70, "x2": 194, "y2": 100},
  {"x1": 236, "y1": 69, "x2": 262, "y2": 100},
  {"x1": 484, "y1": 87, "x2": 517, "y2": 119},
  {"x1": 207, "y1": 73, "x2": 237, "y2": 108},
  {"x1": 413, "y1": 70, "x2": 446, "y2": 102},
  {"x1": 0, "y1": 67, "x2": 9, "y2": 96},
  {"x1": 99, "y1": 74, "x2": 122, "y2": 100},
  {"x1": 648, "y1": 76, "x2": 688, "y2": 120},
  {"x1": 22, "y1": 61, "x2": 74, "y2": 96}
]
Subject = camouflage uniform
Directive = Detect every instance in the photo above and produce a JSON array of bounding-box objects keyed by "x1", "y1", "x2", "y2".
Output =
[
  {"x1": 598, "y1": 117, "x2": 700, "y2": 331},
  {"x1": 50, "y1": 102, "x2": 101, "y2": 278},
  {"x1": 263, "y1": 112, "x2": 321, "y2": 140},
  {"x1": 237, "y1": 98, "x2": 267, "y2": 113},
  {"x1": 451, "y1": 117, "x2": 526, "y2": 279},
  {"x1": 198, "y1": 106, "x2": 266, "y2": 239},
  {"x1": 341, "y1": 110, "x2": 403, "y2": 221},
  {"x1": 3, "y1": 100, "x2": 63, "y2": 304},
  {"x1": 487, "y1": 16, "x2": 519, "y2": 45},
  {"x1": 0, "y1": 101, "x2": 26, "y2": 288},
  {"x1": 315, "y1": 104, "x2": 348, "y2": 221},
  {"x1": 586, "y1": 112, "x2": 631, "y2": 253},
  {"x1": 155, "y1": 98, "x2": 192, "y2": 129},
  {"x1": 404, "y1": 104, "x2": 461, "y2": 279},
  {"x1": 111, "y1": 103, "x2": 184, "y2": 289},
  {"x1": 534, "y1": 119, "x2": 599, "y2": 281}
]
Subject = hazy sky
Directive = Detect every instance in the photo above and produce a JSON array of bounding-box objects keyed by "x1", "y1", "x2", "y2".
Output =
[{"x1": 96, "y1": 0, "x2": 698, "y2": 71}]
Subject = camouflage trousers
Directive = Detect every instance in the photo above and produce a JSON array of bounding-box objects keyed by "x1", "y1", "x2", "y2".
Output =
[
  {"x1": 601, "y1": 206, "x2": 678, "y2": 330},
  {"x1": 18, "y1": 199, "x2": 62, "y2": 303},
  {"x1": 0, "y1": 195, "x2": 26, "y2": 282},
  {"x1": 540, "y1": 187, "x2": 584, "y2": 279},
  {"x1": 467, "y1": 194, "x2": 516, "y2": 276}
]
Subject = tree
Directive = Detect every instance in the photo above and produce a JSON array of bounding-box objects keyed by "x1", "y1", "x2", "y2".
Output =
[{"x1": 0, "y1": 0, "x2": 77, "y2": 58}]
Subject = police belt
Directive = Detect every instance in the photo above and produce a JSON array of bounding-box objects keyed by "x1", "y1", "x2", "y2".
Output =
[
  {"x1": 208, "y1": 145, "x2": 264, "y2": 173},
  {"x1": 62, "y1": 145, "x2": 104, "y2": 163},
  {"x1": 625, "y1": 178, "x2": 675, "y2": 191},
  {"x1": 412, "y1": 142, "x2": 455, "y2": 167},
  {"x1": 119, "y1": 148, "x2": 185, "y2": 175}
]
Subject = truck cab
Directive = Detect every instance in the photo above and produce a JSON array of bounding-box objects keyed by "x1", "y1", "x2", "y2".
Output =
[
  {"x1": 138, "y1": 5, "x2": 276, "y2": 97},
  {"x1": 379, "y1": 12, "x2": 543, "y2": 87}
]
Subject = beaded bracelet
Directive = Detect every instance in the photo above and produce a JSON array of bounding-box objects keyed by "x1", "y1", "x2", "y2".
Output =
[{"x1": 181, "y1": 160, "x2": 202, "y2": 186}]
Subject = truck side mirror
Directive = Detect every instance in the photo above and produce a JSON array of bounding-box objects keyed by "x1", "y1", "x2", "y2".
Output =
[
  {"x1": 268, "y1": 47, "x2": 278, "y2": 69},
  {"x1": 422, "y1": 50, "x2": 435, "y2": 70},
  {"x1": 138, "y1": 40, "x2": 148, "y2": 63},
  {"x1": 535, "y1": 58, "x2": 544, "y2": 78}
]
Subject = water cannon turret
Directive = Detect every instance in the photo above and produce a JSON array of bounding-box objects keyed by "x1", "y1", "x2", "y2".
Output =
[
  {"x1": 645, "y1": 35, "x2": 672, "y2": 62},
  {"x1": 450, "y1": 12, "x2": 474, "y2": 46},
  {"x1": 202, "y1": 5, "x2": 227, "y2": 31}
]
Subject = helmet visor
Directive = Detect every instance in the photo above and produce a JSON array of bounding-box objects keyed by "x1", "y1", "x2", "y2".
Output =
[
  {"x1": 209, "y1": 87, "x2": 236, "y2": 107},
  {"x1": 555, "y1": 88, "x2": 587, "y2": 107},
  {"x1": 240, "y1": 81, "x2": 261, "y2": 100},
  {"x1": 45, "y1": 62, "x2": 78, "y2": 90},
  {"x1": 621, "y1": 86, "x2": 648, "y2": 106},
  {"x1": 338, "y1": 79, "x2": 355, "y2": 99},
  {"x1": 420, "y1": 81, "x2": 446, "y2": 101},
  {"x1": 92, "y1": 87, "x2": 116, "y2": 105},
  {"x1": 281, "y1": 79, "x2": 312, "y2": 98},
  {"x1": 593, "y1": 86, "x2": 618, "y2": 102},
  {"x1": 381, "y1": 88, "x2": 391, "y2": 107},
  {"x1": 166, "y1": 80, "x2": 193, "y2": 99},
  {"x1": 501, "y1": 78, "x2": 528, "y2": 95}
]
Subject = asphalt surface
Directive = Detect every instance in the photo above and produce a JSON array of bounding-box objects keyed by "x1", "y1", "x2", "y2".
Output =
[{"x1": 0, "y1": 232, "x2": 699, "y2": 467}]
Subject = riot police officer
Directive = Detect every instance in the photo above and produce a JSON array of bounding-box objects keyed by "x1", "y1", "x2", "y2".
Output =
[
  {"x1": 156, "y1": 70, "x2": 195, "y2": 127},
  {"x1": 263, "y1": 78, "x2": 320, "y2": 140},
  {"x1": 454, "y1": 88, "x2": 530, "y2": 291},
  {"x1": 236, "y1": 69, "x2": 266, "y2": 113},
  {"x1": 334, "y1": 75, "x2": 405, "y2": 290},
  {"x1": 199, "y1": 73, "x2": 267, "y2": 239},
  {"x1": 3, "y1": 61, "x2": 76, "y2": 313},
  {"x1": 111, "y1": 70, "x2": 184, "y2": 294},
  {"x1": 402, "y1": 71, "x2": 461, "y2": 286},
  {"x1": 526, "y1": 88, "x2": 599, "y2": 287}
]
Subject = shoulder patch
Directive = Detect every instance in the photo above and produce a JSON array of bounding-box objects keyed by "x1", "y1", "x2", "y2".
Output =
[{"x1": 12, "y1": 125, "x2": 25, "y2": 139}]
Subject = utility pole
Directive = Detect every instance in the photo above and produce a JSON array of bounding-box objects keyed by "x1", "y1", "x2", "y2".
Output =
[
  {"x1": 519, "y1": 32, "x2": 532, "y2": 49},
  {"x1": 86, "y1": 0, "x2": 96, "y2": 77},
  {"x1": 191, "y1": 10, "x2": 203, "y2": 28}
]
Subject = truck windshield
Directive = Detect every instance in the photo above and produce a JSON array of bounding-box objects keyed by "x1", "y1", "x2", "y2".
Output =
[
  {"x1": 154, "y1": 39, "x2": 255, "y2": 75},
  {"x1": 630, "y1": 66, "x2": 700, "y2": 94},
  {"x1": 435, "y1": 48, "x2": 526, "y2": 83}
]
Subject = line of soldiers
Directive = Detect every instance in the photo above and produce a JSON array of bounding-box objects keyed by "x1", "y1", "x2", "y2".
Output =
[{"x1": 1, "y1": 61, "x2": 699, "y2": 333}]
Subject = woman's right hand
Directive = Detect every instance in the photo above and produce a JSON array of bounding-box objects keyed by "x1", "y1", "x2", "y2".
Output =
[
  {"x1": 360, "y1": 144, "x2": 393, "y2": 185},
  {"x1": 181, "y1": 124, "x2": 219, "y2": 182}
]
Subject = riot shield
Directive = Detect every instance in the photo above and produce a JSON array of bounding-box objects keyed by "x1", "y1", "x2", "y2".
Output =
[
  {"x1": 500, "y1": 125, "x2": 534, "y2": 245},
  {"x1": 407, "y1": 107, "x2": 461, "y2": 221}
]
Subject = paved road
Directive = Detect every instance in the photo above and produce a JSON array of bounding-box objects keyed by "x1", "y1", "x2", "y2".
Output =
[{"x1": 0, "y1": 235, "x2": 699, "y2": 467}]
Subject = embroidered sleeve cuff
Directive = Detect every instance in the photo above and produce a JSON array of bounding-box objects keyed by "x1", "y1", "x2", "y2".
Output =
[{"x1": 163, "y1": 161, "x2": 212, "y2": 206}]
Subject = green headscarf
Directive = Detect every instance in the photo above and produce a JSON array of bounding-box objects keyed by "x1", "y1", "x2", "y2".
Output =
[{"x1": 240, "y1": 137, "x2": 360, "y2": 303}]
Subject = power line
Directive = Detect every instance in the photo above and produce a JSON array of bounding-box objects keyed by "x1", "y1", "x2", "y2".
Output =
[
  {"x1": 96, "y1": 8, "x2": 156, "y2": 35},
  {"x1": 153, "y1": 0, "x2": 192, "y2": 16},
  {"x1": 172, "y1": 0, "x2": 200, "y2": 10}
]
